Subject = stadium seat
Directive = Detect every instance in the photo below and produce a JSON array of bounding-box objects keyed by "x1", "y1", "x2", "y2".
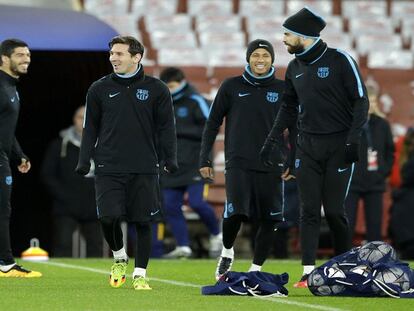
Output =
[
  {"x1": 322, "y1": 33, "x2": 353, "y2": 50},
  {"x1": 401, "y1": 20, "x2": 414, "y2": 46},
  {"x1": 367, "y1": 51, "x2": 413, "y2": 70},
  {"x1": 355, "y1": 34, "x2": 402, "y2": 56},
  {"x1": 246, "y1": 16, "x2": 287, "y2": 37},
  {"x1": 144, "y1": 14, "x2": 192, "y2": 33},
  {"x1": 203, "y1": 48, "x2": 246, "y2": 68},
  {"x1": 286, "y1": 0, "x2": 333, "y2": 16},
  {"x1": 131, "y1": 0, "x2": 178, "y2": 16},
  {"x1": 157, "y1": 48, "x2": 207, "y2": 66},
  {"x1": 199, "y1": 32, "x2": 246, "y2": 49},
  {"x1": 187, "y1": 0, "x2": 233, "y2": 16},
  {"x1": 195, "y1": 15, "x2": 242, "y2": 33},
  {"x1": 348, "y1": 17, "x2": 395, "y2": 35},
  {"x1": 391, "y1": 0, "x2": 414, "y2": 28},
  {"x1": 150, "y1": 31, "x2": 197, "y2": 49},
  {"x1": 239, "y1": 0, "x2": 285, "y2": 17},
  {"x1": 342, "y1": 0, "x2": 387, "y2": 18},
  {"x1": 320, "y1": 16, "x2": 344, "y2": 34},
  {"x1": 98, "y1": 14, "x2": 139, "y2": 37},
  {"x1": 84, "y1": 0, "x2": 129, "y2": 16}
]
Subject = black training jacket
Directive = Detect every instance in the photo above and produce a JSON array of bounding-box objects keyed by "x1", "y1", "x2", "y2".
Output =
[
  {"x1": 200, "y1": 67, "x2": 288, "y2": 172},
  {"x1": 0, "y1": 70, "x2": 26, "y2": 163},
  {"x1": 161, "y1": 83, "x2": 210, "y2": 188},
  {"x1": 78, "y1": 66, "x2": 177, "y2": 174},
  {"x1": 270, "y1": 40, "x2": 368, "y2": 144},
  {"x1": 350, "y1": 114, "x2": 395, "y2": 193}
]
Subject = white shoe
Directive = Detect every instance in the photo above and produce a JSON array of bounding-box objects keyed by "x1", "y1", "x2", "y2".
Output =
[
  {"x1": 163, "y1": 246, "x2": 192, "y2": 259},
  {"x1": 209, "y1": 233, "x2": 223, "y2": 258}
]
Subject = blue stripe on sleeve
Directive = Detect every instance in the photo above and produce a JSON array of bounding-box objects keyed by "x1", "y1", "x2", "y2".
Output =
[
  {"x1": 190, "y1": 94, "x2": 210, "y2": 118},
  {"x1": 336, "y1": 49, "x2": 364, "y2": 98}
]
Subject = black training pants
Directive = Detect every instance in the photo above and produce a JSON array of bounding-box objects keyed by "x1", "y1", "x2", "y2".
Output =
[
  {"x1": 296, "y1": 133, "x2": 353, "y2": 265},
  {"x1": 0, "y1": 156, "x2": 14, "y2": 265}
]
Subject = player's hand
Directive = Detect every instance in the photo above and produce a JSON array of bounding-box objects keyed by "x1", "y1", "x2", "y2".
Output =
[
  {"x1": 164, "y1": 160, "x2": 178, "y2": 174},
  {"x1": 75, "y1": 163, "x2": 91, "y2": 176},
  {"x1": 345, "y1": 143, "x2": 359, "y2": 164},
  {"x1": 199, "y1": 166, "x2": 214, "y2": 182},
  {"x1": 281, "y1": 167, "x2": 296, "y2": 181},
  {"x1": 18, "y1": 158, "x2": 31, "y2": 173}
]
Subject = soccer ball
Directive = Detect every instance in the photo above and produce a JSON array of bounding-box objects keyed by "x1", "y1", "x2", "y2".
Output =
[
  {"x1": 357, "y1": 241, "x2": 397, "y2": 264},
  {"x1": 350, "y1": 265, "x2": 371, "y2": 277},
  {"x1": 374, "y1": 266, "x2": 411, "y2": 292},
  {"x1": 326, "y1": 266, "x2": 346, "y2": 279},
  {"x1": 308, "y1": 269, "x2": 346, "y2": 296}
]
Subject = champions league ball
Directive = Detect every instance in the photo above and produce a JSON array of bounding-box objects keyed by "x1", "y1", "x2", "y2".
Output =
[
  {"x1": 349, "y1": 265, "x2": 371, "y2": 277},
  {"x1": 357, "y1": 241, "x2": 397, "y2": 264},
  {"x1": 326, "y1": 266, "x2": 346, "y2": 279},
  {"x1": 374, "y1": 266, "x2": 411, "y2": 292},
  {"x1": 308, "y1": 268, "x2": 346, "y2": 296}
]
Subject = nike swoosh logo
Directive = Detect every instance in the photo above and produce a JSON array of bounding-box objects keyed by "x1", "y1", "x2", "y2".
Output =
[
  {"x1": 151, "y1": 210, "x2": 160, "y2": 216},
  {"x1": 295, "y1": 73, "x2": 304, "y2": 78},
  {"x1": 270, "y1": 212, "x2": 282, "y2": 216},
  {"x1": 238, "y1": 93, "x2": 251, "y2": 97},
  {"x1": 109, "y1": 92, "x2": 120, "y2": 98},
  {"x1": 338, "y1": 168, "x2": 348, "y2": 173},
  {"x1": 258, "y1": 43, "x2": 268, "y2": 47},
  {"x1": 10, "y1": 97, "x2": 15, "y2": 102}
]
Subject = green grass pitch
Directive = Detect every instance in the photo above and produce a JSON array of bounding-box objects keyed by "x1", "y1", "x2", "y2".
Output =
[{"x1": 1, "y1": 259, "x2": 413, "y2": 311}]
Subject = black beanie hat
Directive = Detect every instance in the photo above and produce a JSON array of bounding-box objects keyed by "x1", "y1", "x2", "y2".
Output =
[
  {"x1": 283, "y1": 7, "x2": 326, "y2": 38},
  {"x1": 246, "y1": 39, "x2": 275, "y2": 63}
]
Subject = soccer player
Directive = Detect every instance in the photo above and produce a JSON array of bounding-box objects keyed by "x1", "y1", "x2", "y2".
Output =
[
  {"x1": 0, "y1": 38, "x2": 42, "y2": 277},
  {"x1": 261, "y1": 8, "x2": 369, "y2": 287},
  {"x1": 76, "y1": 36, "x2": 177, "y2": 290},
  {"x1": 200, "y1": 39, "x2": 295, "y2": 280},
  {"x1": 159, "y1": 67, "x2": 222, "y2": 259}
]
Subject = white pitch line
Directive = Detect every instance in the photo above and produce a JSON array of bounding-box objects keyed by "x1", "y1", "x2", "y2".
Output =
[{"x1": 40, "y1": 261, "x2": 348, "y2": 311}]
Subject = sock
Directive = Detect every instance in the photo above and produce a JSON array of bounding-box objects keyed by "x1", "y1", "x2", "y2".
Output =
[
  {"x1": 303, "y1": 265, "x2": 315, "y2": 275},
  {"x1": 252, "y1": 220, "x2": 277, "y2": 266},
  {"x1": 135, "y1": 223, "x2": 152, "y2": 269},
  {"x1": 248, "y1": 263, "x2": 262, "y2": 272},
  {"x1": 221, "y1": 247, "x2": 234, "y2": 258},
  {"x1": 133, "y1": 267, "x2": 146, "y2": 278},
  {"x1": 222, "y1": 215, "x2": 243, "y2": 248},
  {"x1": 112, "y1": 247, "x2": 128, "y2": 261},
  {"x1": 0, "y1": 263, "x2": 16, "y2": 272}
]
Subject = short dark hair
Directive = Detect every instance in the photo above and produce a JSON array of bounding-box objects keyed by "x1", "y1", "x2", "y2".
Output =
[
  {"x1": 108, "y1": 35, "x2": 144, "y2": 57},
  {"x1": 159, "y1": 67, "x2": 186, "y2": 84},
  {"x1": 0, "y1": 38, "x2": 29, "y2": 65}
]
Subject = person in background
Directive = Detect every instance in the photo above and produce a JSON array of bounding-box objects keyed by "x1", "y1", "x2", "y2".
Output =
[
  {"x1": 389, "y1": 128, "x2": 414, "y2": 259},
  {"x1": 41, "y1": 106, "x2": 103, "y2": 257},
  {"x1": 0, "y1": 38, "x2": 41, "y2": 277},
  {"x1": 159, "y1": 67, "x2": 222, "y2": 259},
  {"x1": 345, "y1": 86, "x2": 394, "y2": 243}
]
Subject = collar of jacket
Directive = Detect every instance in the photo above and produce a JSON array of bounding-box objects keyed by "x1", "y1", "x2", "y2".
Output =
[
  {"x1": 0, "y1": 69, "x2": 18, "y2": 86},
  {"x1": 171, "y1": 82, "x2": 200, "y2": 102},
  {"x1": 295, "y1": 39, "x2": 328, "y2": 64},
  {"x1": 171, "y1": 81, "x2": 188, "y2": 101},
  {"x1": 242, "y1": 65, "x2": 275, "y2": 86},
  {"x1": 111, "y1": 64, "x2": 145, "y2": 86}
]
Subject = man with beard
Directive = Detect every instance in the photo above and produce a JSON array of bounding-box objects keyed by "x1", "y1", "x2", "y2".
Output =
[
  {"x1": 260, "y1": 8, "x2": 368, "y2": 287},
  {"x1": 200, "y1": 39, "x2": 295, "y2": 280},
  {"x1": 0, "y1": 39, "x2": 41, "y2": 277}
]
